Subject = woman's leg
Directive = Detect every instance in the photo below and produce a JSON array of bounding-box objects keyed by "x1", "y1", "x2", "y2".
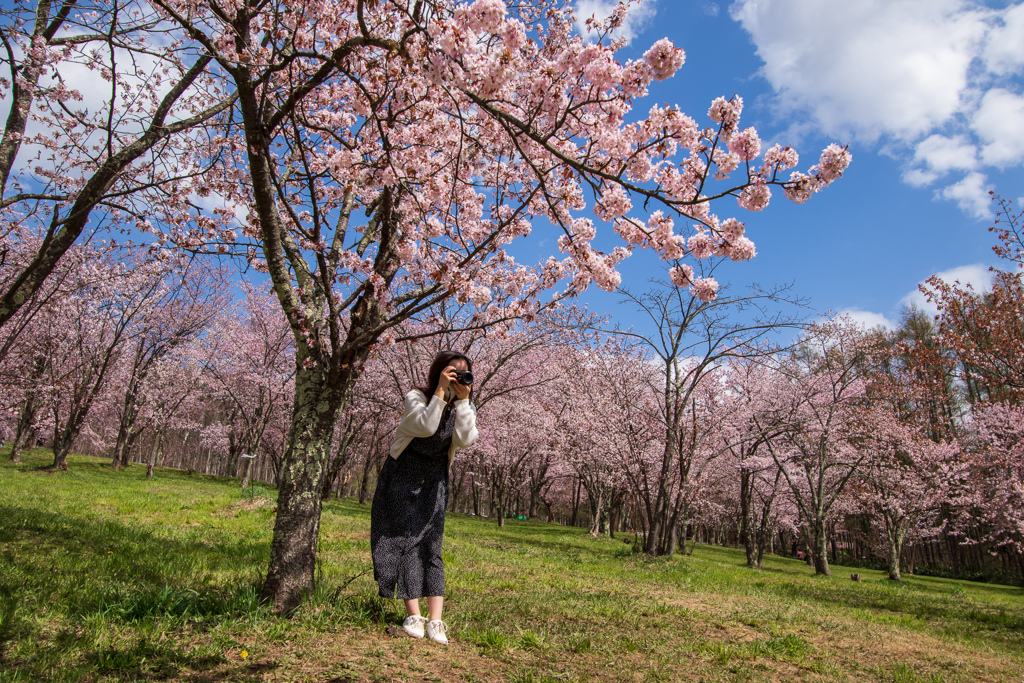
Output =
[
  {"x1": 405, "y1": 599, "x2": 421, "y2": 616},
  {"x1": 426, "y1": 595, "x2": 443, "y2": 621}
]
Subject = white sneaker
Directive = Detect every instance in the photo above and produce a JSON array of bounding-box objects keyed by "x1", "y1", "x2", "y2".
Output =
[
  {"x1": 426, "y1": 619, "x2": 448, "y2": 645},
  {"x1": 402, "y1": 615, "x2": 427, "y2": 638}
]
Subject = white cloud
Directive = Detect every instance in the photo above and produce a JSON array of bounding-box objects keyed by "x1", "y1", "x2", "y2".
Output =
[
  {"x1": 704, "y1": 3, "x2": 721, "y2": 17},
  {"x1": 838, "y1": 309, "x2": 896, "y2": 331},
  {"x1": 983, "y1": 2, "x2": 1024, "y2": 75},
  {"x1": 940, "y1": 171, "x2": 993, "y2": 219},
  {"x1": 730, "y1": 0, "x2": 990, "y2": 140},
  {"x1": 573, "y1": 0, "x2": 657, "y2": 44},
  {"x1": 902, "y1": 168, "x2": 940, "y2": 187},
  {"x1": 972, "y1": 88, "x2": 1024, "y2": 167},
  {"x1": 900, "y1": 263, "x2": 994, "y2": 314},
  {"x1": 913, "y1": 134, "x2": 979, "y2": 173},
  {"x1": 730, "y1": 0, "x2": 1024, "y2": 219}
]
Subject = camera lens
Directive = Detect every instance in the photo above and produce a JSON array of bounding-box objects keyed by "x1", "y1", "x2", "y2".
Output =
[{"x1": 457, "y1": 370, "x2": 474, "y2": 385}]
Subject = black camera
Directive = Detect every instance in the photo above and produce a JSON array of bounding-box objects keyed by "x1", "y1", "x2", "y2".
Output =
[{"x1": 453, "y1": 369, "x2": 474, "y2": 385}]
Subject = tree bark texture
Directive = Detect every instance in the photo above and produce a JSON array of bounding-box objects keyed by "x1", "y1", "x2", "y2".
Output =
[
  {"x1": 260, "y1": 362, "x2": 345, "y2": 613},
  {"x1": 811, "y1": 519, "x2": 831, "y2": 576}
]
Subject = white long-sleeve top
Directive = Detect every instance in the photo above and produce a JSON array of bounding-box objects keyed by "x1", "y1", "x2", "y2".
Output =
[{"x1": 388, "y1": 389, "x2": 478, "y2": 467}]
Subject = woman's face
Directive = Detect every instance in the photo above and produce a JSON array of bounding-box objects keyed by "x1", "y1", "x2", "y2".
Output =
[{"x1": 448, "y1": 359, "x2": 469, "y2": 373}]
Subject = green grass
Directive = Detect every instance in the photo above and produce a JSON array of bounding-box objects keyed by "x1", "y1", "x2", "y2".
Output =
[{"x1": 1, "y1": 449, "x2": 1023, "y2": 682}]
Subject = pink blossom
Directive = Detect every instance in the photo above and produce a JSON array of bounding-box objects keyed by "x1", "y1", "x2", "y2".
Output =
[
  {"x1": 813, "y1": 144, "x2": 852, "y2": 184},
  {"x1": 708, "y1": 96, "x2": 742, "y2": 132},
  {"x1": 422, "y1": 216, "x2": 445, "y2": 239},
  {"x1": 737, "y1": 181, "x2": 771, "y2": 212},
  {"x1": 784, "y1": 172, "x2": 819, "y2": 203},
  {"x1": 763, "y1": 144, "x2": 799, "y2": 171},
  {"x1": 728, "y1": 127, "x2": 761, "y2": 162},
  {"x1": 596, "y1": 184, "x2": 632, "y2": 220},
  {"x1": 647, "y1": 211, "x2": 686, "y2": 260},
  {"x1": 721, "y1": 218, "x2": 745, "y2": 240},
  {"x1": 582, "y1": 45, "x2": 622, "y2": 92},
  {"x1": 713, "y1": 150, "x2": 740, "y2": 179},
  {"x1": 688, "y1": 231, "x2": 714, "y2": 258},
  {"x1": 614, "y1": 217, "x2": 647, "y2": 246},
  {"x1": 396, "y1": 239, "x2": 418, "y2": 263},
  {"x1": 470, "y1": 284, "x2": 493, "y2": 307},
  {"x1": 662, "y1": 235, "x2": 685, "y2": 260},
  {"x1": 669, "y1": 264, "x2": 694, "y2": 287},
  {"x1": 727, "y1": 236, "x2": 756, "y2": 262},
  {"x1": 648, "y1": 210, "x2": 674, "y2": 238},
  {"x1": 644, "y1": 38, "x2": 685, "y2": 82},
  {"x1": 466, "y1": 0, "x2": 507, "y2": 34},
  {"x1": 691, "y1": 277, "x2": 719, "y2": 302}
]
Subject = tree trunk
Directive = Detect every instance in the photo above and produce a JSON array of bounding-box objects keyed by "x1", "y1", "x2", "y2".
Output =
[
  {"x1": 320, "y1": 428, "x2": 355, "y2": 501},
  {"x1": 665, "y1": 523, "x2": 679, "y2": 556},
  {"x1": 240, "y1": 456, "x2": 253, "y2": 489},
  {"x1": 111, "y1": 425, "x2": 142, "y2": 470},
  {"x1": 608, "y1": 495, "x2": 618, "y2": 539},
  {"x1": 260, "y1": 363, "x2": 344, "y2": 614},
  {"x1": 51, "y1": 415, "x2": 74, "y2": 472},
  {"x1": 811, "y1": 519, "x2": 831, "y2": 576},
  {"x1": 111, "y1": 360, "x2": 146, "y2": 470},
  {"x1": 645, "y1": 436, "x2": 677, "y2": 555},
  {"x1": 755, "y1": 497, "x2": 774, "y2": 569},
  {"x1": 741, "y1": 469, "x2": 756, "y2": 567},
  {"x1": 358, "y1": 450, "x2": 375, "y2": 505},
  {"x1": 885, "y1": 517, "x2": 906, "y2": 582},
  {"x1": 146, "y1": 435, "x2": 164, "y2": 479},
  {"x1": 51, "y1": 445, "x2": 69, "y2": 471},
  {"x1": 570, "y1": 477, "x2": 581, "y2": 527},
  {"x1": 450, "y1": 467, "x2": 467, "y2": 512},
  {"x1": 9, "y1": 393, "x2": 39, "y2": 463},
  {"x1": 587, "y1": 486, "x2": 603, "y2": 536}
]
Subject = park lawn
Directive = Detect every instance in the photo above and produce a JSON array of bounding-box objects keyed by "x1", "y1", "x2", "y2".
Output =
[{"x1": 0, "y1": 450, "x2": 1022, "y2": 683}]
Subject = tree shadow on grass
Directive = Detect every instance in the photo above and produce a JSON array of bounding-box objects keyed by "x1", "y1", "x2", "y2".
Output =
[
  {"x1": 0, "y1": 503, "x2": 270, "y2": 619},
  {"x1": 0, "y1": 503, "x2": 285, "y2": 680}
]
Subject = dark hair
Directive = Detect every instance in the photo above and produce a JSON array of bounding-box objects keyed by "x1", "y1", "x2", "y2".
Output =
[{"x1": 417, "y1": 350, "x2": 473, "y2": 401}]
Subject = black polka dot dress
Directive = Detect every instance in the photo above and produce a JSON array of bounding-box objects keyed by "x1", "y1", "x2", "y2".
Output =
[{"x1": 370, "y1": 405, "x2": 456, "y2": 600}]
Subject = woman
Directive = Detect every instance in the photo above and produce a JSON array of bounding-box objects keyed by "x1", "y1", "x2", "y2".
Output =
[{"x1": 370, "y1": 350, "x2": 478, "y2": 645}]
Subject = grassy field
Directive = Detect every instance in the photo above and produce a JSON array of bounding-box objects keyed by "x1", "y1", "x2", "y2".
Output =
[{"x1": 1, "y1": 450, "x2": 1022, "y2": 683}]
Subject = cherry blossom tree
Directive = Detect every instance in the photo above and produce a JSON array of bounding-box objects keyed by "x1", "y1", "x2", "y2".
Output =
[
  {"x1": 607, "y1": 267, "x2": 809, "y2": 556},
  {"x1": 0, "y1": 0, "x2": 235, "y2": 329},
  {"x1": 967, "y1": 404, "x2": 1024, "y2": 565},
  {"x1": 39, "y1": 250, "x2": 194, "y2": 470},
  {"x1": 199, "y1": 285, "x2": 296, "y2": 479},
  {"x1": 547, "y1": 340, "x2": 653, "y2": 537},
  {"x1": 109, "y1": 261, "x2": 230, "y2": 469},
  {"x1": 719, "y1": 357, "x2": 792, "y2": 568},
  {"x1": 0, "y1": 237, "x2": 110, "y2": 461},
  {"x1": 852, "y1": 407, "x2": 964, "y2": 581},
  {"x1": 2, "y1": 312, "x2": 51, "y2": 462},
  {"x1": 136, "y1": 344, "x2": 211, "y2": 478},
  {"x1": 144, "y1": 0, "x2": 849, "y2": 610},
  {"x1": 757, "y1": 319, "x2": 879, "y2": 576},
  {"x1": 584, "y1": 339, "x2": 663, "y2": 537}
]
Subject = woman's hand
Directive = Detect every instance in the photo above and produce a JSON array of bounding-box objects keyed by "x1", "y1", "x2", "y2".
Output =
[
  {"x1": 451, "y1": 378, "x2": 470, "y2": 400},
  {"x1": 435, "y1": 365, "x2": 456, "y2": 399}
]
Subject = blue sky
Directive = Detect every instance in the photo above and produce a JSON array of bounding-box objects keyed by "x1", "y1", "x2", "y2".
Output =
[{"x1": 552, "y1": 0, "x2": 1024, "y2": 334}]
